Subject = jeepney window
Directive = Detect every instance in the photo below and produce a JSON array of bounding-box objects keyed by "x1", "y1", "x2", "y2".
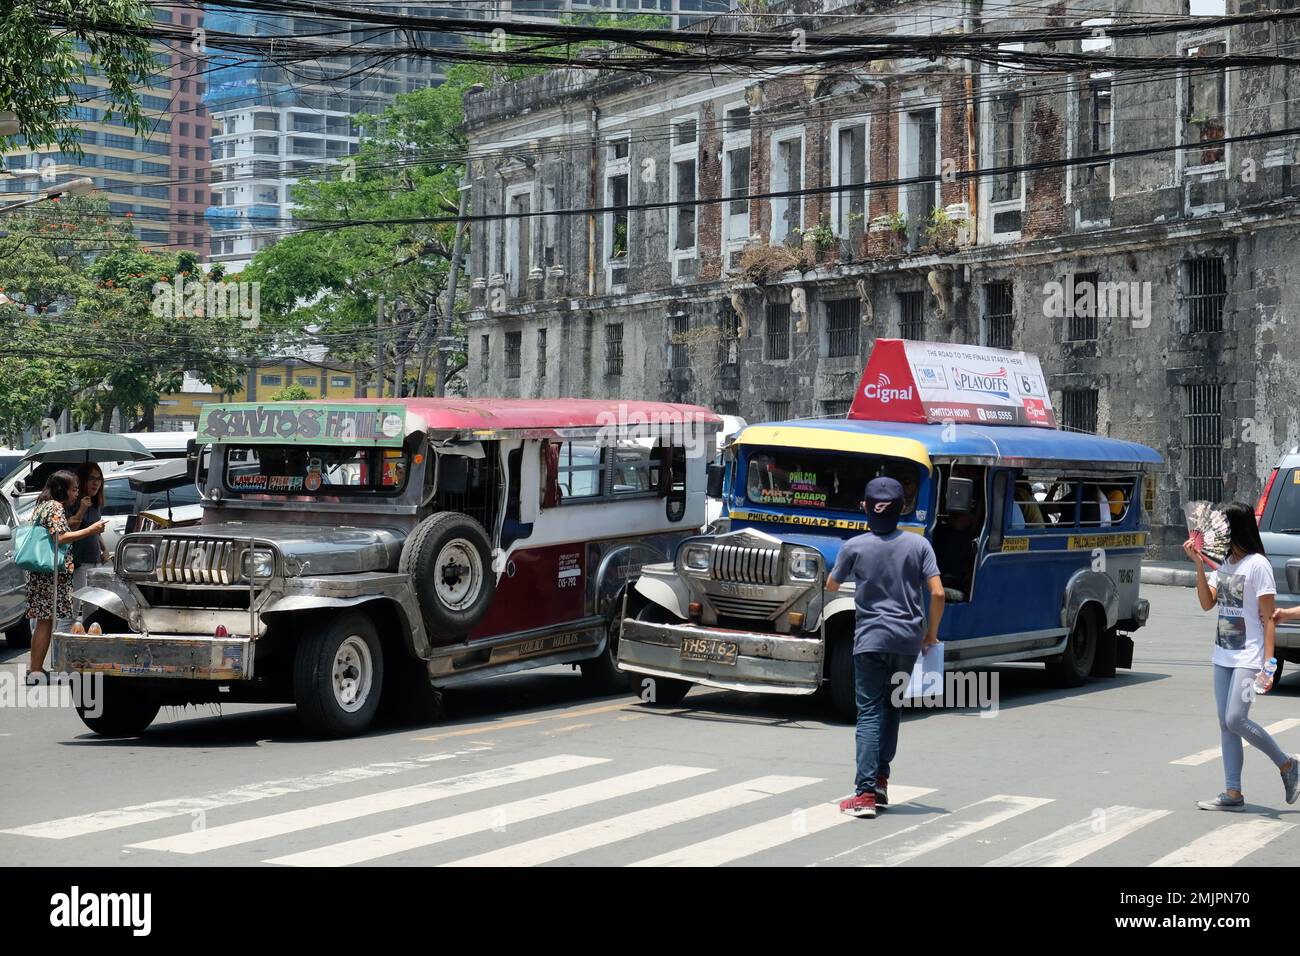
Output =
[
  {"x1": 745, "y1": 449, "x2": 919, "y2": 514},
  {"x1": 556, "y1": 442, "x2": 606, "y2": 500},
  {"x1": 1078, "y1": 477, "x2": 1136, "y2": 527},
  {"x1": 224, "y1": 445, "x2": 409, "y2": 496},
  {"x1": 1010, "y1": 472, "x2": 1076, "y2": 528},
  {"x1": 611, "y1": 440, "x2": 660, "y2": 496}
]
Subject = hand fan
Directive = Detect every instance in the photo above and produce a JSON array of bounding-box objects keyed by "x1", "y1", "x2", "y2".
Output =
[{"x1": 1184, "y1": 500, "x2": 1229, "y2": 569}]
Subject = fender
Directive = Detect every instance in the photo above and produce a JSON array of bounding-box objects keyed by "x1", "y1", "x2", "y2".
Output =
[
  {"x1": 262, "y1": 593, "x2": 431, "y2": 658},
  {"x1": 594, "y1": 541, "x2": 670, "y2": 620},
  {"x1": 1062, "y1": 568, "x2": 1119, "y2": 633},
  {"x1": 812, "y1": 586, "x2": 857, "y2": 630},
  {"x1": 632, "y1": 564, "x2": 690, "y2": 620},
  {"x1": 72, "y1": 585, "x2": 132, "y2": 623}
]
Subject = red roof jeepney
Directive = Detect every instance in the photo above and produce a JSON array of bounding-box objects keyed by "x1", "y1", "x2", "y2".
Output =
[{"x1": 55, "y1": 398, "x2": 719, "y2": 738}]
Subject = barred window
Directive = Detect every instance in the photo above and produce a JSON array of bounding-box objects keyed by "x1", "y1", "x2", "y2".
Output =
[
  {"x1": 537, "y1": 328, "x2": 547, "y2": 379},
  {"x1": 821, "y1": 400, "x2": 853, "y2": 418},
  {"x1": 670, "y1": 313, "x2": 690, "y2": 369},
  {"x1": 505, "y1": 331, "x2": 521, "y2": 380},
  {"x1": 1061, "y1": 388, "x2": 1098, "y2": 434},
  {"x1": 765, "y1": 302, "x2": 791, "y2": 361},
  {"x1": 605, "y1": 323, "x2": 624, "y2": 377},
  {"x1": 1184, "y1": 257, "x2": 1226, "y2": 333},
  {"x1": 825, "y1": 299, "x2": 861, "y2": 358},
  {"x1": 1184, "y1": 384, "x2": 1223, "y2": 502},
  {"x1": 480, "y1": 334, "x2": 490, "y2": 383},
  {"x1": 1067, "y1": 272, "x2": 1099, "y2": 342},
  {"x1": 765, "y1": 400, "x2": 791, "y2": 421},
  {"x1": 983, "y1": 281, "x2": 1013, "y2": 349},
  {"x1": 899, "y1": 291, "x2": 925, "y2": 340}
]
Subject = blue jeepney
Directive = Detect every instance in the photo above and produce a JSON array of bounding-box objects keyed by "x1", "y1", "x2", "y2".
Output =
[{"x1": 618, "y1": 340, "x2": 1164, "y2": 718}]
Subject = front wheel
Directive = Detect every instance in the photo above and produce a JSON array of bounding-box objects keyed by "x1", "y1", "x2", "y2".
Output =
[
  {"x1": 828, "y1": 635, "x2": 857, "y2": 723},
  {"x1": 76, "y1": 677, "x2": 160, "y2": 737},
  {"x1": 4, "y1": 618, "x2": 31, "y2": 650},
  {"x1": 628, "y1": 604, "x2": 692, "y2": 706},
  {"x1": 293, "y1": 611, "x2": 384, "y2": 738},
  {"x1": 1047, "y1": 612, "x2": 1098, "y2": 688},
  {"x1": 579, "y1": 613, "x2": 635, "y2": 694}
]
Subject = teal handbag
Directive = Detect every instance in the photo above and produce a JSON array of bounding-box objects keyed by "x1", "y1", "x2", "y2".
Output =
[{"x1": 14, "y1": 517, "x2": 70, "y2": 574}]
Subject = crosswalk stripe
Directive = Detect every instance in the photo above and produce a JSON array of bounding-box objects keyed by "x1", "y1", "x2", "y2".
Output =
[
  {"x1": 265, "y1": 764, "x2": 714, "y2": 867},
  {"x1": 984, "y1": 805, "x2": 1171, "y2": 867},
  {"x1": 1, "y1": 746, "x2": 493, "y2": 840},
  {"x1": 822, "y1": 794, "x2": 1053, "y2": 867},
  {"x1": 628, "y1": 785, "x2": 936, "y2": 868},
  {"x1": 1149, "y1": 819, "x2": 1296, "y2": 867},
  {"x1": 1170, "y1": 719, "x2": 1300, "y2": 766},
  {"x1": 128, "y1": 754, "x2": 608, "y2": 854},
  {"x1": 444, "y1": 774, "x2": 823, "y2": 867}
]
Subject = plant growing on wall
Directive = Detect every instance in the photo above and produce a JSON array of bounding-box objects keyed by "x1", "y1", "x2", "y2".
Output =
[
  {"x1": 796, "y1": 217, "x2": 839, "y2": 252},
  {"x1": 923, "y1": 206, "x2": 961, "y2": 251}
]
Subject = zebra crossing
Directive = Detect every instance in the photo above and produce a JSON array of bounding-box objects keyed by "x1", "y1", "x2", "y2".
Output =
[{"x1": 2, "y1": 750, "x2": 1294, "y2": 867}]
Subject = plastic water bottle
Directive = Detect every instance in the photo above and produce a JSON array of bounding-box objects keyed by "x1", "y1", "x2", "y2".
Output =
[{"x1": 1255, "y1": 658, "x2": 1278, "y2": 695}]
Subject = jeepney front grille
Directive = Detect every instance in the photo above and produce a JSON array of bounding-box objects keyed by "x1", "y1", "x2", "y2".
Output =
[
  {"x1": 138, "y1": 585, "x2": 252, "y2": 610},
  {"x1": 708, "y1": 596, "x2": 785, "y2": 620},
  {"x1": 153, "y1": 538, "x2": 238, "y2": 585},
  {"x1": 710, "y1": 545, "x2": 781, "y2": 585}
]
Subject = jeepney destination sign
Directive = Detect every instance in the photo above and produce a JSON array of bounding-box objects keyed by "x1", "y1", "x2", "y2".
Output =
[{"x1": 197, "y1": 403, "x2": 407, "y2": 446}]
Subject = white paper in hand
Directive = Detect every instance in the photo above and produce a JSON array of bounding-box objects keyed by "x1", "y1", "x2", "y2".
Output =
[{"x1": 905, "y1": 642, "x2": 944, "y2": 699}]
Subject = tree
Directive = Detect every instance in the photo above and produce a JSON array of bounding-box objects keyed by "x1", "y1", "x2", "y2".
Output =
[
  {"x1": 270, "y1": 384, "x2": 312, "y2": 402},
  {"x1": 0, "y1": 0, "x2": 159, "y2": 156}
]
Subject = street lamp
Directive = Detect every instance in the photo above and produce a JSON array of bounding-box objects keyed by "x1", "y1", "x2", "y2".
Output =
[
  {"x1": 0, "y1": 176, "x2": 96, "y2": 215},
  {"x1": 0, "y1": 112, "x2": 19, "y2": 138}
]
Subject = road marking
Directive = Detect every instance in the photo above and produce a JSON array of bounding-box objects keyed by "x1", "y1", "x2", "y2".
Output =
[
  {"x1": 1170, "y1": 719, "x2": 1300, "y2": 766},
  {"x1": 1149, "y1": 819, "x2": 1296, "y2": 867},
  {"x1": 616, "y1": 714, "x2": 646, "y2": 722},
  {"x1": 822, "y1": 794, "x2": 1053, "y2": 867},
  {"x1": 412, "y1": 700, "x2": 636, "y2": 741},
  {"x1": 128, "y1": 754, "x2": 607, "y2": 854},
  {"x1": 629, "y1": 785, "x2": 936, "y2": 867},
  {"x1": 549, "y1": 723, "x2": 592, "y2": 734},
  {"x1": 445, "y1": 774, "x2": 822, "y2": 867},
  {"x1": 984, "y1": 805, "x2": 1171, "y2": 867},
  {"x1": 266, "y1": 764, "x2": 714, "y2": 867},
  {"x1": 0, "y1": 746, "x2": 493, "y2": 840}
]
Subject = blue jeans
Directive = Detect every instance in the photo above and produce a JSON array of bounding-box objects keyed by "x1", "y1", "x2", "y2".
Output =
[
  {"x1": 854, "y1": 650, "x2": 918, "y2": 795},
  {"x1": 1213, "y1": 664, "x2": 1288, "y2": 792}
]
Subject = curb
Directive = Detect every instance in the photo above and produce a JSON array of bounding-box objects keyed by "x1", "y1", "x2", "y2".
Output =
[{"x1": 1141, "y1": 566, "x2": 1198, "y2": 588}]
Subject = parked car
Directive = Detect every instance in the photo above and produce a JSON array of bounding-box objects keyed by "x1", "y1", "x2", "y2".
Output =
[
  {"x1": 0, "y1": 491, "x2": 32, "y2": 648},
  {"x1": 1253, "y1": 449, "x2": 1300, "y2": 683}
]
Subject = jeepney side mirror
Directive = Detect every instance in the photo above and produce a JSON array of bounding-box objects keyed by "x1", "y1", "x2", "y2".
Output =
[
  {"x1": 706, "y1": 462, "x2": 725, "y2": 499},
  {"x1": 945, "y1": 477, "x2": 974, "y2": 514},
  {"x1": 437, "y1": 455, "x2": 470, "y2": 494},
  {"x1": 186, "y1": 439, "x2": 200, "y2": 480}
]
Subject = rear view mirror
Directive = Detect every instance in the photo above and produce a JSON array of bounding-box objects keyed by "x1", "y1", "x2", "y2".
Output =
[
  {"x1": 436, "y1": 455, "x2": 470, "y2": 495},
  {"x1": 706, "y1": 463, "x2": 725, "y2": 499},
  {"x1": 946, "y1": 476, "x2": 975, "y2": 514}
]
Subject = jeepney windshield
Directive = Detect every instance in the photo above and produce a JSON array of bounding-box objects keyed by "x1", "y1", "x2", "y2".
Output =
[
  {"x1": 223, "y1": 445, "x2": 409, "y2": 497},
  {"x1": 744, "y1": 449, "x2": 923, "y2": 516}
]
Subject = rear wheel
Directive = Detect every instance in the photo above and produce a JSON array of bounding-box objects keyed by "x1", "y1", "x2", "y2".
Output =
[
  {"x1": 293, "y1": 611, "x2": 384, "y2": 738},
  {"x1": 4, "y1": 618, "x2": 30, "y2": 650},
  {"x1": 828, "y1": 634, "x2": 857, "y2": 723},
  {"x1": 579, "y1": 611, "x2": 635, "y2": 694},
  {"x1": 629, "y1": 604, "x2": 692, "y2": 706},
  {"x1": 1047, "y1": 611, "x2": 1098, "y2": 688},
  {"x1": 1090, "y1": 625, "x2": 1118, "y2": 679}
]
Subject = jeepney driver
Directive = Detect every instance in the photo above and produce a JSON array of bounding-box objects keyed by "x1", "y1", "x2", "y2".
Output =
[{"x1": 827, "y1": 477, "x2": 944, "y2": 819}]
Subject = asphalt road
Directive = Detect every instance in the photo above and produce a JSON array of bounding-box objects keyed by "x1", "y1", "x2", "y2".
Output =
[{"x1": 1, "y1": 584, "x2": 1298, "y2": 867}]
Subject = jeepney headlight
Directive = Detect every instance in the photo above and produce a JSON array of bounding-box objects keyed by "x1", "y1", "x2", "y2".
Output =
[
  {"x1": 120, "y1": 544, "x2": 156, "y2": 574},
  {"x1": 681, "y1": 544, "x2": 712, "y2": 573},
  {"x1": 787, "y1": 547, "x2": 821, "y2": 583},
  {"x1": 241, "y1": 549, "x2": 275, "y2": 579}
]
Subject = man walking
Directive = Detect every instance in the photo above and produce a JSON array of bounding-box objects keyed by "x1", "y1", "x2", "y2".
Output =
[{"x1": 827, "y1": 476, "x2": 944, "y2": 819}]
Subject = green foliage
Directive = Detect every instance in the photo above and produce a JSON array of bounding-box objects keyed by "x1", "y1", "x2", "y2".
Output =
[
  {"x1": 796, "y1": 218, "x2": 839, "y2": 252},
  {"x1": 270, "y1": 384, "x2": 312, "y2": 402}
]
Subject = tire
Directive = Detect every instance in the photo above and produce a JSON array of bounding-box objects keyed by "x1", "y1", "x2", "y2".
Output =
[
  {"x1": 400, "y1": 512, "x2": 496, "y2": 640},
  {"x1": 828, "y1": 634, "x2": 857, "y2": 723},
  {"x1": 4, "y1": 618, "x2": 31, "y2": 650},
  {"x1": 77, "y1": 676, "x2": 160, "y2": 738},
  {"x1": 1090, "y1": 625, "x2": 1118, "y2": 679},
  {"x1": 293, "y1": 611, "x2": 384, "y2": 738},
  {"x1": 1273, "y1": 657, "x2": 1285, "y2": 688},
  {"x1": 379, "y1": 652, "x2": 443, "y2": 726},
  {"x1": 579, "y1": 611, "x2": 635, "y2": 694},
  {"x1": 629, "y1": 604, "x2": 692, "y2": 706},
  {"x1": 1047, "y1": 610, "x2": 1098, "y2": 688}
]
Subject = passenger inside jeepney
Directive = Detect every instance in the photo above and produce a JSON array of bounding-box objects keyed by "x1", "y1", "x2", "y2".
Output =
[
  {"x1": 932, "y1": 464, "x2": 985, "y2": 599},
  {"x1": 882, "y1": 462, "x2": 921, "y2": 516}
]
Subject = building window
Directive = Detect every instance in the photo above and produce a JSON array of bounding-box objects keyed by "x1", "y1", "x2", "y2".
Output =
[
  {"x1": 902, "y1": 109, "x2": 940, "y2": 248},
  {"x1": 670, "y1": 118, "x2": 698, "y2": 260},
  {"x1": 1184, "y1": 257, "x2": 1227, "y2": 333},
  {"x1": 177, "y1": 187, "x2": 189, "y2": 202},
  {"x1": 296, "y1": 375, "x2": 317, "y2": 387},
  {"x1": 765, "y1": 302, "x2": 791, "y2": 361},
  {"x1": 1067, "y1": 272, "x2": 1100, "y2": 341},
  {"x1": 605, "y1": 137, "x2": 630, "y2": 287},
  {"x1": 1072, "y1": 26, "x2": 1113, "y2": 227},
  {"x1": 723, "y1": 105, "x2": 752, "y2": 251},
  {"x1": 330, "y1": 375, "x2": 351, "y2": 388},
  {"x1": 542, "y1": 183, "x2": 557, "y2": 267},
  {"x1": 608, "y1": 138, "x2": 629, "y2": 162},
  {"x1": 821, "y1": 400, "x2": 853, "y2": 418},
  {"x1": 831, "y1": 119, "x2": 868, "y2": 246},
  {"x1": 505, "y1": 188, "x2": 531, "y2": 299},
  {"x1": 770, "y1": 130, "x2": 804, "y2": 245},
  {"x1": 180, "y1": 122, "x2": 190, "y2": 136},
  {"x1": 988, "y1": 93, "x2": 1023, "y2": 237},
  {"x1": 1184, "y1": 384, "x2": 1223, "y2": 502},
  {"x1": 480, "y1": 334, "x2": 490, "y2": 383},
  {"x1": 260, "y1": 374, "x2": 282, "y2": 387},
  {"x1": 1061, "y1": 389, "x2": 1099, "y2": 434},
  {"x1": 669, "y1": 312, "x2": 690, "y2": 369},
  {"x1": 983, "y1": 281, "x2": 1013, "y2": 349},
  {"x1": 505, "y1": 331, "x2": 522, "y2": 380},
  {"x1": 1182, "y1": 41, "x2": 1227, "y2": 171},
  {"x1": 899, "y1": 291, "x2": 925, "y2": 340},
  {"x1": 605, "y1": 323, "x2": 623, "y2": 377},
  {"x1": 825, "y1": 299, "x2": 861, "y2": 358},
  {"x1": 537, "y1": 328, "x2": 547, "y2": 379},
  {"x1": 765, "y1": 400, "x2": 791, "y2": 421}
]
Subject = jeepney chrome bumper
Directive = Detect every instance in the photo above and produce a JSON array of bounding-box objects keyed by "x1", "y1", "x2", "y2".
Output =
[
  {"x1": 52, "y1": 631, "x2": 253, "y2": 680},
  {"x1": 619, "y1": 618, "x2": 821, "y2": 695}
]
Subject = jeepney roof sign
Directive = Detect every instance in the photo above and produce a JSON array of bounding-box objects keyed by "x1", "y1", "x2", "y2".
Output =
[
  {"x1": 196, "y1": 402, "x2": 409, "y2": 447},
  {"x1": 849, "y1": 339, "x2": 1058, "y2": 429}
]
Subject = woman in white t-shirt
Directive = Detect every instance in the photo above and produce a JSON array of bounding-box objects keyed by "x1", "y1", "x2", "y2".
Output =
[{"x1": 1185, "y1": 503, "x2": 1299, "y2": 810}]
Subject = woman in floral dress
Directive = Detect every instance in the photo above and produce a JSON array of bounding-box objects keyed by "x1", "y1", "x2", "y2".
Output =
[{"x1": 25, "y1": 469, "x2": 106, "y2": 684}]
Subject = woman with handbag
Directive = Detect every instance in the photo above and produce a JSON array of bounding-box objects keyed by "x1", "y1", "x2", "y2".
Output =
[{"x1": 23, "y1": 469, "x2": 107, "y2": 685}]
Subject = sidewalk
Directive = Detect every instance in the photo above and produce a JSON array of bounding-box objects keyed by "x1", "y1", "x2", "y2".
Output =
[{"x1": 1141, "y1": 559, "x2": 1199, "y2": 588}]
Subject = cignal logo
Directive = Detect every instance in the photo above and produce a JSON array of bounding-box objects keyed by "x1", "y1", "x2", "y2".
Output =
[
  {"x1": 50, "y1": 886, "x2": 151, "y2": 937},
  {"x1": 950, "y1": 365, "x2": 1011, "y2": 400},
  {"x1": 862, "y1": 373, "x2": 914, "y2": 405}
]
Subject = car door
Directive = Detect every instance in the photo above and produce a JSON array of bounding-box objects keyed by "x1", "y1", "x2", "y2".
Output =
[
  {"x1": 1259, "y1": 463, "x2": 1300, "y2": 614},
  {"x1": 0, "y1": 494, "x2": 28, "y2": 628}
]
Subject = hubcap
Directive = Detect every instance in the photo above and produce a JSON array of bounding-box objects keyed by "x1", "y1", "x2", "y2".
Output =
[
  {"x1": 435, "y1": 539, "x2": 483, "y2": 611},
  {"x1": 332, "y1": 635, "x2": 373, "y2": 713}
]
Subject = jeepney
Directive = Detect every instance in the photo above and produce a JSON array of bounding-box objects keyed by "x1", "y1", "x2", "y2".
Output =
[
  {"x1": 618, "y1": 339, "x2": 1163, "y2": 719},
  {"x1": 55, "y1": 398, "x2": 718, "y2": 737}
]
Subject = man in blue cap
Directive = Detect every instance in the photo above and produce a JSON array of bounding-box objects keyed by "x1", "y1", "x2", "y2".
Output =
[{"x1": 827, "y1": 475, "x2": 944, "y2": 818}]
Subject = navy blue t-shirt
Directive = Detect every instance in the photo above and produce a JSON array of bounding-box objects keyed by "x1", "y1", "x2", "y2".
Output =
[{"x1": 829, "y1": 530, "x2": 940, "y2": 655}]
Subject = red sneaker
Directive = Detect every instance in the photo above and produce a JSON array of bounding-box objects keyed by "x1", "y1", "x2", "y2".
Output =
[
  {"x1": 875, "y1": 774, "x2": 889, "y2": 808},
  {"x1": 838, "y1": 792, "x2": 877, "y2": 818}
]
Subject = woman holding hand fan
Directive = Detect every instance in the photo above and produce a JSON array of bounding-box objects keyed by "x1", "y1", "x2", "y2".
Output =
[{"x1": 1184, "y1": 502, "x2": 1299, "y2": 810}]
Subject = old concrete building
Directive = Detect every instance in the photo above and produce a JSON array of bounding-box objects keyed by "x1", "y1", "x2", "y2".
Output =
[{"x1": 462, "y1": 0, "x2": 1300, "y2": 555}]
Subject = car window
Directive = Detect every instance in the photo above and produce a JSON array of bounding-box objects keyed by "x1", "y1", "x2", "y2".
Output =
[
  {"x1": 0, "y1": 493, "x2": 13, "y2": 527},
  {"x1": 1268, "y1": 468, "x2": 1300, "y2": 532},
  {"x1": 103, "y1": 477, "x2": 137, "y2": 516},
  {"x1": 140, "y1": 482, "x2": 202, "y2": 511}
]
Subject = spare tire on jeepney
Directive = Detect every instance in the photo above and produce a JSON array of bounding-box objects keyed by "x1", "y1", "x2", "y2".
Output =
[{"x1": 400, "y1": 512, "x2": 496, "y2": 639}]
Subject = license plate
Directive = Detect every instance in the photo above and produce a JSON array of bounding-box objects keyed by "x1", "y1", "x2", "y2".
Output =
[{"x1": 680, "y1": 636, "x2": 739, "y2": 665}]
